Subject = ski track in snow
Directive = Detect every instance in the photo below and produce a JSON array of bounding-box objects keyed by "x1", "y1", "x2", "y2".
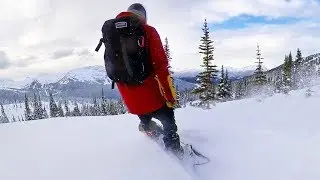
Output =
[{"x1": 1, "y1": 85, "x2": 320, "y2": 180}]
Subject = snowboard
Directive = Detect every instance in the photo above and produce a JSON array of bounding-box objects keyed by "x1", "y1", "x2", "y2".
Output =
[{"x1": 138, "y1": 122, "x2": 210, "y2": 177}]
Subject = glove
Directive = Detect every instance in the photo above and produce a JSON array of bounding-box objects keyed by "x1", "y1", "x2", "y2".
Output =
[
  {"x1": 155, "y1": 74, "x2": 178, "y2": 108},
  {"x1": 165, "y1": 75, "x2": 178, "y2": 108}
]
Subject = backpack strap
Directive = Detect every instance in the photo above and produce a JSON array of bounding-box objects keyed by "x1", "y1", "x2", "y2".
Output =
[
  {"x1": 95, "y1": 38, "x2": 105, "y2": 52},
  {"x1": 111, "y1": 81, "x2": 115, "y2": 89},
  {"x1": 119, "y1": 37, "x2": 134, "y2": 77}
]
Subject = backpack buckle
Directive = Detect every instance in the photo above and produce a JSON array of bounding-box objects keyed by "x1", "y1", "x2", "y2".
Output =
[{"x1": 138, "y1": 36, "x2": 145, "y2": 47}]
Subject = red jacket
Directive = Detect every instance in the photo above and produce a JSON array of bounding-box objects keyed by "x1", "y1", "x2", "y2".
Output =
[{"x1": 115, "y1": 12, "x2": 176, "y2": 115}]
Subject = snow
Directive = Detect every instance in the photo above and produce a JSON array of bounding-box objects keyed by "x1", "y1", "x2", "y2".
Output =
[{"x1": 1, "y1": 84, "x2": 320, "y2": 180}]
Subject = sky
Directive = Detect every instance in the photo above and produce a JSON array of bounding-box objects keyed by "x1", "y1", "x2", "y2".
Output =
[{"x1": 0, "y1": 0, "x2": 320, "y2": 80}]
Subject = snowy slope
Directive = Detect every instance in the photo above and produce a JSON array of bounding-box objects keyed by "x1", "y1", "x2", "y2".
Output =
[
  {"x1": 0, "y1": 116, "x2": 193, "y2": 180},
  {"x1": 1, "y1": 85, "x2": 320, "y2": 180}
]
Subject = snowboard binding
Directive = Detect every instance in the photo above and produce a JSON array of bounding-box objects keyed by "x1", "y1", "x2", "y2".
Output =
[{"x1": 138, "y1": 120, "x2": 163, "y2": 140}]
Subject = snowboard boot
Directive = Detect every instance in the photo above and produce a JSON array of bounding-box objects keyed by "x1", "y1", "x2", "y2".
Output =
[
  {"x1": 172, "y1": 144, "x2": 197, "y2": 163},
  {"x1": 138, "y1": 120, "x2": 163, "y2": 139}
]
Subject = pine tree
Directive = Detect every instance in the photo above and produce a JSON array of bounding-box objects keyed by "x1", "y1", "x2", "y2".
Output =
[
  {"x1": 101, "y1": 88, "x2": 108, "y2": 116},
  {"x1": 254, "y1": 44, "x2": 267, "y2": 87},
  {"x1": 91, "y1": 97, "x2": 101, "y2": 116},
  {"x1": 235, "y1": 82, "x2": 244, "y2": 99},
  {"x1": 43, "y1": 107, "x2": 49, "y2": 119},
  {"x1": 294, "y1": 48, "x2": 304, "y2": 88},
  {"x1": 72, "y1": 102, "x2": 81, "y2": 116},
  {"x1": 24, "y1": 94, "x2": 33, "y2": 121},
  {"x1": 225, "y1": 69, "x2": 232, "y2": 100},
  {"x1": 217, "y1": 65, "x2": 227, "y2": 101},
  {"x1": 164, "y1": 37, "x2": 174, "y2": 75},
  {"x1": 193, "y1": 19, "x2": 218, "y2": 106},
  {"x1": 282, "y1": 53, "x2": 293, "y2": 93},
  {"x1": 0, "y1": 104, "x2": 9, "y2": 123},
  {"x1": 49, "y1": 92, "x2": 59, "y2": 118},
  {"x1": 163, "y1": 37, "x2": 180, "y2": 107},
  {"x1": 58, "y1": 102, "x2": 64, "y2": 117},
  {"x1": 32, "y1": 93, "x2": 42, "y2": 120},
  {"x1": 109, "y1": 101, "x2": 118, "y2": 115},
  {"x1": 64, "y1": 100, "x2": 71, "y2": 117},
  {"x1": 37, "y1": 95, "x2": 47, "y2": 119}
]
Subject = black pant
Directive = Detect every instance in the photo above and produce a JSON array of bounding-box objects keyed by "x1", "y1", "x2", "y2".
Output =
[{"x1": 138, "y1": 105, "x2": 181, "y2": 151}]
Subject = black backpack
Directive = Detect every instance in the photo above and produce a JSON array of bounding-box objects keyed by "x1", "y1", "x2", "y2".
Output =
[{"x1": 95, "y1": 16, "x2": 152, "y2": 89}]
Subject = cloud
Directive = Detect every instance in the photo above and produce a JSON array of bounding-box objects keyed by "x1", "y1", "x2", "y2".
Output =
[
  {"x1": 0, "y1": 51, "x2": 11, "y2": 69},
  {"x1": 51, "y1": 49, "x2": 74, "y2": 59},
  {"x1": 0, "y1": 0, "x2": 320, "y2": 80},
  {"x1": 77, "y1": 49, "x2": 94, "y2": 57},
  {"x1": 14, "y1": 55, "x2": 38, "y2": 67}
]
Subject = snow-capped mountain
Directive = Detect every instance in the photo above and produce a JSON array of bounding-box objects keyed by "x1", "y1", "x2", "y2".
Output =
[
  {"x1": 0, "y1": 65, "x2": 197, "y2": 102},
  {"x1": 0, "y1": 78, "x2": 22, "y2": 89},
  {"x1": 174, "y1": 65, "x2": 268, "y2": 83},
  {"x1": 57, "y1": 66, "x2": 112, "y2": 85}
]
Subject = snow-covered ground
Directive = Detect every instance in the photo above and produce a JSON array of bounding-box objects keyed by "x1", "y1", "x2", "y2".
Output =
[{"x1": 1, "y1": 85, "x2": 320, "y2": 180}]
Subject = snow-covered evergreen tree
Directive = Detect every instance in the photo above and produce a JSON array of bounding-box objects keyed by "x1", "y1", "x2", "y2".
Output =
[
  {"x1": 164, "y1": 37, "x2": 174, "y2": 75},
  {"x1": 116, "y1": 100, "x2": 127, "y2": 114},
  {"x1": 58, "y1": 102, "x2": 64, "y2": 117},
  {"x1": 193, "y1": 19, "x2": 218, "y2": 106},
  {"x1": 235, "y1": 82, "x2": 245, "y2": 99},
  {"x1": 64, "y1": 100, "x2": 71, "y2": 117},
  {"x1": 225, "y1": 70, "x2": 232, "y2": 100},
  {"x1": 101, "y1": 88, "x2": 108, "y2": 116},
  {"x1": 33, "y1": 93, "x2": 46, "y2": 120},
  {"x1": 43, "y1": 107, "x2": 49, "y2": 119},
  {"x1": 72, "y1": 102, "x2": 81, "y2": 116},
  {"x1": 254, "y1": 44, "x2": 267, "y2": 88},
  {"x1": 81, "y1": 104, "x2": 91, "y2": 116},
  {"x1": 24, "y1": 94, "x2": 33, "y2": 121},
  {"x1": 0, "y1": 104, "x2": 9, "y2": 123},
  {"x1": 282, "y1": 53, "x2": 293, "y2": 94},
  {"x1": 217, "y1": 65, "x2": 227, "y2": 101},
  {"x1": 217, "y1": 66, "x2": 232, "y2": 102},
  {"x1": 163, "y1": 37, "x2": 180, "y2": 107},
  {"x1": 108, "y1": 101, "x2": 118, "y2": 115},
  {"x1": 37, "y1": 95, "x2": 47, "y2": 119},
  {"x1": 91, "y1": 97, "x2": 101, "y2": 116},
  {"x1": 49, "y1": 92, "x2": 59, "y2": 118},
  {"x1": 293, "y1": 48, "x2": 303, "y2": 89}
]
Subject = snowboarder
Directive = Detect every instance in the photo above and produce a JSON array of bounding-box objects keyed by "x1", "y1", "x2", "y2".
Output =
[{"x1": 98, "y1": 3, "x2": 184, "y2": 157}]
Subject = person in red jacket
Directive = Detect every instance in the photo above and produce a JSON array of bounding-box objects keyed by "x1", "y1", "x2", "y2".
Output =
[{"x1": 115, "y1": 3, "x2": 183, "y2": 156}]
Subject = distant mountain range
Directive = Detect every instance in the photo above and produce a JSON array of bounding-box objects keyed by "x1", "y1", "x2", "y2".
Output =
[
  {"x1": 174, "y1": 65, "x2": 268, "y2": 83},
  {"x1": 0, "y1": 64, "x2": 266, "y2": 103}
]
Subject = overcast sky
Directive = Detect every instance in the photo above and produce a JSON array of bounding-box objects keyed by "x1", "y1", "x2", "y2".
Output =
[{"x1": 0, "y1": 0, "x2": 320, "y2": 80}]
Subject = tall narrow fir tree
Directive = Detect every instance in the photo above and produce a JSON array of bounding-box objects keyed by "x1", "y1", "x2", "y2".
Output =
[
  {"x1": 164, "y1": 37, "x2": 174, "y2": 75},
  {"x1": 193, "y1": 19, "x2": 218, "y2": 105},
  {"x1": 254, "y1": 44, "x2": 267, "y2": 87}
]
